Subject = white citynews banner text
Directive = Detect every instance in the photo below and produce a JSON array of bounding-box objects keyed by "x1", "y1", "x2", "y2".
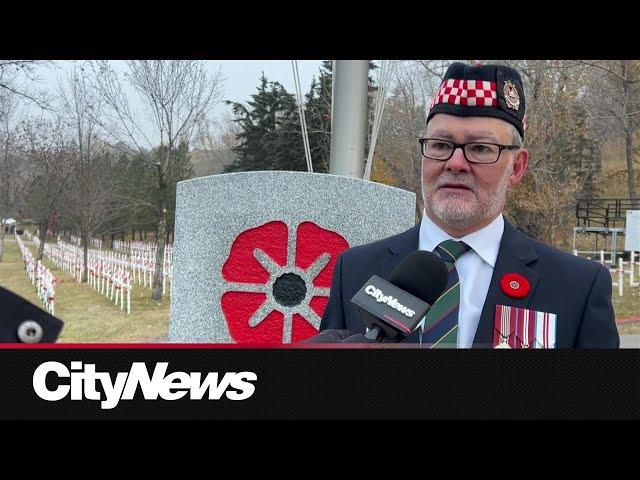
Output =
[{"x1": 32, "y1": 361, "x2": 257, "y2": 410}]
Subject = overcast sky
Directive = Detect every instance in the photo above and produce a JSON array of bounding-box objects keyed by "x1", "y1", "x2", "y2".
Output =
[{"x1": 36, "y1": 60, "x2": 325, "y2": 121}]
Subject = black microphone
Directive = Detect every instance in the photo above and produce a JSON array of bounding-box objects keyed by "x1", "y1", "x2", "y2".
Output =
[{"x1": 350, "y1": 250, "x2": 448, "y2": 342}]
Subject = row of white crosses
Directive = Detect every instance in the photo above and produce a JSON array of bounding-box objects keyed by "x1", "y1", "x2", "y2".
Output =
[
  {"x1": 605, "y1": 251, "x2": 639, "y2": 297},
  {"x1": 114, "y1": 240, "x2": 173, "y2": 295},
  {"x1": 24, "y1": 233, "x2": 172, "y2": 312},
  {"x1": 86, "y1": 247, "x2": 132, "y2": 315},
  {"x1": 54, "y1": 238, "x2": 132, "y2": 314},
  {"x1": 574, "y1": 249, "x2": 640, "y2": 297},
  {"x1": 50, "y1": 236, "x2": 84, "y2": 281},
  {"x1": 44, "y1": 236, "x2": 171, "y2": 295},
  {"x1": 112, "y1": 239, "x2": 133, "y2": 252},
  {"x1": 16, "y1": 233, "x2": 56, "y2": 315},
  {"x1": 67, "y1": 235, "x2": 102, "y2": 250},
  {"x1": 16, "y1": 234, "x2": 35, "y2": 282},
  {"x1": 32, "y1": 234, "x2": 133, "y2": 315}
]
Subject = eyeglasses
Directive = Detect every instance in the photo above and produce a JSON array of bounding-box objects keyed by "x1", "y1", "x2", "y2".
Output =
[{"x1": 418, "y1": 138, "x2": 521, "y2": 164}]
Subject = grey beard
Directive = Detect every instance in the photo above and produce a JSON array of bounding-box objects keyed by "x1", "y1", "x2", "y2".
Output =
[
  {"x1": 423, "y1": 163, "x2": 513, "y2": 230},
  {"x1": 431, "y1": 199, "x2": 486, "y2": 226}
]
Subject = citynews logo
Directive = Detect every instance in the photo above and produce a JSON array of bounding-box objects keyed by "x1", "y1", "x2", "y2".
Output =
[
  {"x1": 364, "y1": 285, "x2": 415, "y2": 318},
  {"x1": 33, "y1": 361, "x2": 257, "y2": 410}
]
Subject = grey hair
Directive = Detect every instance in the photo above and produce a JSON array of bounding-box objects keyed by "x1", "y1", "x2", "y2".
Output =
[{"x1": 509, "y1": 123, "x2": 523, "y2": 147}]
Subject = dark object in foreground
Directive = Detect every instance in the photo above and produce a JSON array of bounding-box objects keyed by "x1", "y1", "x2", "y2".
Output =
[
  {"x1": 0, "y1": 286, "x2": 64, "y2": 343},
  {"x1": 350, "y1": 250, "x2": 448, "y2": 342},
  {"x1": 302, "y1": 329, "x2": 377, "y2": 344}
]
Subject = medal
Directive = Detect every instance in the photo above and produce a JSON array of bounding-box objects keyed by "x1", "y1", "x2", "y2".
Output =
[
  {"x1": 534, "y1": 311, "x2": 557, "y2": 349},
  {"x1": 495, "y1": 305, "x2": 558, "y2": 349},
  {"x1": 519, "y1": 308, "x2": 532, "y2": 349},
  {"x1": 494, "y1": 304, "x2": 513, "y2": 348}
]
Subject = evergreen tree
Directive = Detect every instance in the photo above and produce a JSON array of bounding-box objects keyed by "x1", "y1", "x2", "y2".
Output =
[
  {"x1": 225, "y1": 62, "x2": 378, "y2": 175},
  {"x1": 224, "y1": 74, "x2": 288, "y2": 172},
  {"x1": 269, "y1": 82, "x2": 307, "y2": 171},
  {"x1": 225, "y1": 72, "x2": 325, "y2": 173}
]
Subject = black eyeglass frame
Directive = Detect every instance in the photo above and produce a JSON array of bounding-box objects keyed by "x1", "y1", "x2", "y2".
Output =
[{"x1": 418, "y1": 138, "x2": 521, "y2": 164}]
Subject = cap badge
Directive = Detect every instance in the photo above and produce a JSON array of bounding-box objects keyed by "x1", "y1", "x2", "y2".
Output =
[{"x1": 504, "y1": 79, "x2": 520, "y2": 111}]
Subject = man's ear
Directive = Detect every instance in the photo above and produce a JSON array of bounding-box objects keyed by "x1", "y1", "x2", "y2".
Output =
[{"x1": 508, "y1": 149, "x2": 529, "y2": 187}]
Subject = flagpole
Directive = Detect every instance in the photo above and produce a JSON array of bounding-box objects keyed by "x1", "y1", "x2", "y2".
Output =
[{"x1": 329, "y1": 60, "x2": 369, "y2": 178}]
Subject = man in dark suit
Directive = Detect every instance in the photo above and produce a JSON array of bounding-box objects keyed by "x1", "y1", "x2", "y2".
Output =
[{"x1": 320, "y1": 62, "x2": 619, "y2": 348}]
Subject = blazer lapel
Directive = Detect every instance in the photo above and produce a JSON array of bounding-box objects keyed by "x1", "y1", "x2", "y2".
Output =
[
  {"x1": 472, "y1": 220, "x2": 540, "y2": 348},
  {"x1": 381, "y1": 223, "x2": 421, "y2": 277}
]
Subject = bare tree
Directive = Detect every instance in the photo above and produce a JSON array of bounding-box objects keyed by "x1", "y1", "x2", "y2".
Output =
[
  {"x1": 19, "y1": 118, "x2": 75, "y2": 261},
  {"x1": 486, "y1": 60, "x2": 601, "y2": 245},
  {"x1": 374, "y1": 61, "x2": 439, "y2": 218},
  {"x1": 0, "y1": 60, "x2": 52, "y2": 109},
  {"x1": 416, "y1": 59, "x2": 454, "y2": 86},
  {"x1": 93, "y1": 60, "x2": 223, "y2": 301},
  {"x1": 580, "y1": 60, "x2": 640, "y2": 207},
  {"x1": 191, "y1": 116, "x2": 238, "y2": 176},
  {"x1": 0, "y1": 86, "x2": 28, "y2": 262},
  {"x1": 57, "y1": 65, "x2": 130, "y2": 281}
]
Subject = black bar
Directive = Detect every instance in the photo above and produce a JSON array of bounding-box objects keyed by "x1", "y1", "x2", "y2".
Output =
[{"x1": 0, "y1": 348, "x2": 636, "y2": 420}]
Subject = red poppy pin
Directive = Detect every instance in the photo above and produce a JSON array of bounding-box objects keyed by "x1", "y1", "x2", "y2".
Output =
[{"x1": 500, "y1": 273, "x2": 530, "y2": 298}]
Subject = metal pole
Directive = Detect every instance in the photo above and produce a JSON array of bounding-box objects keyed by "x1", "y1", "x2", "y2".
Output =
[{"x1": 329, "y1": 60, "x2": 369, "y2": 178}]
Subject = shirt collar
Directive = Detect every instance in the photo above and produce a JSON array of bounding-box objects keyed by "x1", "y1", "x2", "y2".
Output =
[{"x1": 418, "y1": 212, "x2": 504, "y2": 268}]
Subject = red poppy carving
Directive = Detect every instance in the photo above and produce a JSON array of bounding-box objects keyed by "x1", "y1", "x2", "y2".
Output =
[
  {"x1": 221, "y1": 221, "x2": 349, "y2": 344},
  {"x1": 499, "y1": 272, "x2": 530, "y2": 299}
]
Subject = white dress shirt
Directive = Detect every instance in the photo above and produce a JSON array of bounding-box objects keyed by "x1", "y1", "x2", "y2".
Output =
[{"x1": 418, "y1": 212, "x2": 504, "y2": 348}]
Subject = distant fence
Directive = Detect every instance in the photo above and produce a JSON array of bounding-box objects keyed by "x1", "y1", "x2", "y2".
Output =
[{"x1": 576, "y1": 198, "x2": 637, "y2": 228}]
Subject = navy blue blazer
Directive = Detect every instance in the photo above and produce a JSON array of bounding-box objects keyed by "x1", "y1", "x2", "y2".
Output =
[{"x1": 320, "y1": 219, "x2": 620, "y2": 348}]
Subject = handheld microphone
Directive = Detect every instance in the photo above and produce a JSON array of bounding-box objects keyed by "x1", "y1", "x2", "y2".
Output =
[{"x1": 350, "y1": 250, "x2": 448, "y2": 342}]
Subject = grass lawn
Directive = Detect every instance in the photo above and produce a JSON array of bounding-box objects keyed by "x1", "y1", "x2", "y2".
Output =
[
  {"x1": 613, "y1": 283, "x2": 640, "y2": 334},
  {"x1": 0, "y1": 237, "x2": 169, "y2": 343}
]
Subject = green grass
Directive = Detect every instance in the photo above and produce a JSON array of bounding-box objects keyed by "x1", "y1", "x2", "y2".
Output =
[
  {"x1": 0, "y1": 238, "x2": 169, "y2": 343},
  {"x1": 613, "y1": 283, "x2": 640, "y2": 333}
]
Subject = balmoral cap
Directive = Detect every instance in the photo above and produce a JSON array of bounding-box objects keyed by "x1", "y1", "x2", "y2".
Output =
[{"x1": 427, "y1": 62, "x2": 527, "y2": 138}]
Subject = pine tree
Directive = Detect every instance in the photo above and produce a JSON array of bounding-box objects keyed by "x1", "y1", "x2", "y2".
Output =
[
  {"x1": 224, "y1": 74, "x2": 289, "y2": 172},
  {"x1": 270, "y1": 82, "x2": 307, "y2": 171}
]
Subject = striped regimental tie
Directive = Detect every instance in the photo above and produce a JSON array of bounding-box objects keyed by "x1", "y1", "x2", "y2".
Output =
[{"x1": 421, "y1": 239, "x2": 471, "y2": 348}]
